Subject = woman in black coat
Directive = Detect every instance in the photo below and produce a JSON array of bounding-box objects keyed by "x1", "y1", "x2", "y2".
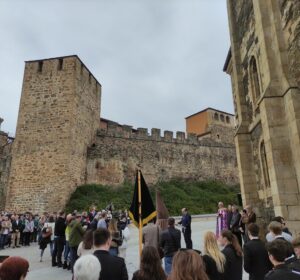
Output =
[{"x1": 220, "y1": 230, "x2": 243, "y2": 280}]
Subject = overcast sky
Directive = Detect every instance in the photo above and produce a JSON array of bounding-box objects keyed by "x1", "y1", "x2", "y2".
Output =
[{"x1": 0, "y1": 0, "x2": 232, "y2": 136}]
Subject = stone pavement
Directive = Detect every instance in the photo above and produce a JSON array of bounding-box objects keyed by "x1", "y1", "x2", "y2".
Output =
[{"x1": 0, "y1": 218, "x2": 248, "y2": 280}]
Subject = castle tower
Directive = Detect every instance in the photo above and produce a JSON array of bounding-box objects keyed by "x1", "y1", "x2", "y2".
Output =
[
  {"x1": 6, "y1": 55, "x2": 101, "y2": 213},
  {"x1": 224, "y1": 1, "x2": 300, "y2": 233}
]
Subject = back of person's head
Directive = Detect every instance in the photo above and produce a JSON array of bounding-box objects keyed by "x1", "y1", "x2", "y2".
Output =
[
  {"x1": 93, "y1": 228, "x2": 111, "y2": 247},
  {"x1": 272, "y1": 216, "x2": 284, "y2": 224},
  {"x1": 108, "y1": 218, "x2": 118, "y2": 232},
  {"x1": 248, "y1": 223, "x2": 260, "y2": 237},
  {"x1": 101, "y1": 212, "x2": 106, "y2": 219},
  {"x1": 168, "y1": 217, "x2": 175, "y2": 227},
  {"x1": 221, "y1": 230, "x2": 243, "y2": 257},
  {"x1": 138, "y1": 246, "x2": 166, "y2": 280},
  {"x1": 73, "y1": 255, "x2": 101, "y2": 280},
  {"x1": 48, "y1": 215, "x2": 54, "y2": 223},
  {"x1": 83, "y1": 230, "x2": 94, "y2": 250},
  {"x1": 266, "y1": 239, "x2": 290, "y2": 262},
  {"x1": 204, "y1": 231, "x2": 226, "y2": 273},
  {"x1": 268, "y1": 221, "x2": 282, "y2": 235},
  {"x1": 170, "y1": 250, "x2": 209, "y2": 280},
  {"x1": 0, "y1": 256, "x2": 29, "y2": 280}
]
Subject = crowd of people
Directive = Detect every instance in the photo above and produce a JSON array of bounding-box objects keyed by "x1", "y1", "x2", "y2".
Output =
[{"x1": 0, "y1": 203, "x2": 299, "y2": 280}]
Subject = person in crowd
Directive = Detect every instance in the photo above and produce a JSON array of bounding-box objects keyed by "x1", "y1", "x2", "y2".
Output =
[
  {"x1": 202, "y1": 231, "x2": 226, "y2": 280},
  {"x1": 31, "y1": 215, "x2": 39, "y2": 243},
  {"x1": 132, "y1": 246, "x2": 166, "y2": 280},
  {"x1": 73, "y1": 254, "x2": 101, "y2": 280},
  {"x1": 88, "y1": 206, "x2": 97, "y2": 222},
  {"x1": 0, "y1": 256, "x2": 29, "y2": 280},
  {"x1": 244, "y1": 205, "x2": 256, "y2": 243},
  {"x1": 108, "y1": 218, "x2": 122, "y2": 257},
  {"x1": 0, "y1": 215, "x2": 11, "y2": 249},
  {"x1": 23, "y1": 214, "x2": 34, "y2": 247},
  {"x1": 159, "y1": 217, "x2": 181, "y2": 276},
  {"x1": 142, "y1": 218, "x2": 160, "y2": 248},
  {"x1": 178, "y1": 208, "x2": 193, "y2": 249},
  {"x1": 37, "y1": 215, "x2": 46, "y2": 243},
  {"x1": 238, "y1": 209, "x2": 247, "y2": 243},
  {"x1": 265, "y1": 239, "x2": 300, "y2": 280},
  {"x1": 63, "y1": 214, "x2": 73, "y2": 270},
  {"x1": 77, "y1": 230, "x2": 95, "y2": 257},
  {"x1": 52, "y1": 211, "x2": 66, "y2": 267},
  {"x1": 229, "y1": 205, "x2": 242, "y2": 247},
  {"x1": 292, "y1": 237, "x2": 300, "y2": 259},
  {"x1": 284, "y1": 239, "x2": 300, "y2": 273},
  {"x1": 69, "y1": 213, "x2": 85, "y2": 271},
  {"x1": 118, "y1": 214, "x2": 130, "y2": 259},
  {"x1": 19, "y1": 215, "x2": 26, "y2": 246},
  {"x1": 219, "y1": 230, "x2": 243, "y2": 280},
  {"x1": 216, "y1": 202, "x2": 228, "y2": 238},
  {"x1": 243, "y1": 223, "x2": 272, "y2": 280},
  {"x1": 11, "y1": 215, "x2": 22, "y2": 248},
  {"x1": 168, "y1": 249, "x2": 209, "y2": 280},
  {"x1": 39, "y1": 223, "x2": 52, "y2": 262},
  {"x1": 227, "y1": 204, "x2": 233, "y2": 229},
  {"x1": 272, "y1": 216, "x2": 292, "y2": 236},
  {"x1": 97, "y1": 212, "x2": 107, "y2": 229},
  {"x1": 266, "y1": 221, "x2": 293, "y2": 243},
  {"x1": 44, "y1": 215, "x2": 55, "y2": 255},
  {"x1": 89, "y1": 213, "x2": 100, "y2": 231},
  {"x1": 93, "y1": 228, "x2": 128, "y2": 280}
]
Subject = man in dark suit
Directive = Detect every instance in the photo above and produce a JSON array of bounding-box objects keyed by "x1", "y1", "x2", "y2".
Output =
[
  {"x1": 178, "y1": 208, "x2": 192, "y2": 249},
  {"x1": 243, "y1": 223, "x2": 272, "y2": 280},
  {"x1": 93, "y1": 228, "x2": 128, "y2": 280},
  {"x1": 265, "y1": 239, "x2": 300, "y2": 280},
  {"x1": 229, "y1": 205, "x2": 242, "y2": 247}
]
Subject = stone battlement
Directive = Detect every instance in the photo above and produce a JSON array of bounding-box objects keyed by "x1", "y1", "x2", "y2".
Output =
[{"x1": 96, "y1": 122, "x2": 235, "y2": 148}]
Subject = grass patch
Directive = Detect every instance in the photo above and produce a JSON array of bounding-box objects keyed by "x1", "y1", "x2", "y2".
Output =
[{"x1": 65, "y1": 180, "x2": 240, "y2": 215}]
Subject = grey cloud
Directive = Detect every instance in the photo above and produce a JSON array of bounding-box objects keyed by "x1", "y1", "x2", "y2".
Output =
[{"x1": 0, "y1": 0, "x2": 233, "y2": 136}]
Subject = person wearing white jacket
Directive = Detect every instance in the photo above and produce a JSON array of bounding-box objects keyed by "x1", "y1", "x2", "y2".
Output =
[{"x1": 118, "y1": 216, "x2": 130, "y2": 259}]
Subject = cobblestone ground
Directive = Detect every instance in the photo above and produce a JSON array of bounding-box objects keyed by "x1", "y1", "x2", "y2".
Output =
[{"x1": 0, "y1": 218, "x2": 248, "y2": 280}]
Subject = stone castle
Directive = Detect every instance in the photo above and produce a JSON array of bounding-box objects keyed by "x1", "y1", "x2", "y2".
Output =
[
  {"x1": 0, "y1": 56, "x2": 238, "y2": 213},
  {"x1": 225, "y1": 0, "x2": 300, "y2": 234}
]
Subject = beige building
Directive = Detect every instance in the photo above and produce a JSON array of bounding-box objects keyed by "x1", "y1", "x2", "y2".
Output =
[{"x1": 224, "y1": 1, "x2": 300, "y2": 233}]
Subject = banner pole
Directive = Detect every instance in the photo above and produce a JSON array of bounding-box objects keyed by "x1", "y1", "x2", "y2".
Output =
[{"x1": 138, "y1": 169, "x2": 143, "y2": 257}]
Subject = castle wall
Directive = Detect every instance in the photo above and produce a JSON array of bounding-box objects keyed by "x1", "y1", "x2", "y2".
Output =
[
  {"x1": 0, "y1": 132, "x2": 12, "y2": 209},
  {"x1": 86, "y1": 124, "x2": 238, "y2": 186},
  {"x1": 5, "y1": 56, "x2": 101, "y2": 213}
]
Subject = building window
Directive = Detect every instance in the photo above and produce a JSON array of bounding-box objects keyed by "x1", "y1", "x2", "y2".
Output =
[
  {"x1": 37, "y1": 61, "x2": 43, "y2": 73},
  {"x1": 214, "y1": 113, "x2": 219, "y2": 120},
  {"x1": 260, "y1": 141, "x2": 270, "y2": 189},
  {"x1": 58, "y1": 59, "x2": 63, "y2": 70},
  {"x1": 226, "y1": 116, "x2": 230, "y2": 123},
  {"x1": 220, "y1": 114, "x2": 225, "y2": 122},
  {"x1": 249, "y1": 56, "x2": 261, "y2": 102}
]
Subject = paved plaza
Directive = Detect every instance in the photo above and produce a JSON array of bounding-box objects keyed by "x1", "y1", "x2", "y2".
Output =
[{"x1": 0, "y1": 217, "x2": 248, "y2": 280}]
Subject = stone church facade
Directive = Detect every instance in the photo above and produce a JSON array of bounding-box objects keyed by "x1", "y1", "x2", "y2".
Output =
[
  {"x1": 0, "y1": 55, "x2": 238, "y2": 213},
  {"x1": 224, "y1": 0, "x2": 300, "y2": 233}
]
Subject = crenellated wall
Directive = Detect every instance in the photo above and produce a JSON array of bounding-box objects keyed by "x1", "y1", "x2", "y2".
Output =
[{"x1": 86, "y1": 122, "x2": 238, "y2": 186}]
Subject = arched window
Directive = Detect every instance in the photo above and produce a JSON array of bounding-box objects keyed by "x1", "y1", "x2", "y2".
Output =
[
  {"x1": 226, "y1": 116, "x2": 230, "y2": 123},
  {"x1": 214, "y1": 113, "x2": 219, "y2": 120},
  {"x1": 260, "y1": 141, "x2": 270, "y2": 189},
  {"x1": 220, "y1": 114, "x2": 225, "y2": 122},
  {"x1": 249, "y1": 56, "x2": 261, "y2": 102}
]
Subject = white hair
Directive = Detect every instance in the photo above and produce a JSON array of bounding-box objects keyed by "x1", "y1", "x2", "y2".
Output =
[{"x1": 74, "y1": 255, "x2": 101, "y2": 280}]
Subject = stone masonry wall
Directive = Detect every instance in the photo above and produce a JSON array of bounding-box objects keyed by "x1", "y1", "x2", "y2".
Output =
[
  {"x1": 5, "y1": 56, "x2": 101, "y2": 213},
  {"x1": 0, "y1": 132, "x2": 12, "y2": 209},
  {"x1": 86, "y1": 124, "x2": 239, "y2": 186}
]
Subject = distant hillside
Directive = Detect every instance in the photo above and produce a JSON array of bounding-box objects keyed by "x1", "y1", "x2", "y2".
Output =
[{"x1": 65, "y1": 180, "x2": 240, "y2": 215}]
